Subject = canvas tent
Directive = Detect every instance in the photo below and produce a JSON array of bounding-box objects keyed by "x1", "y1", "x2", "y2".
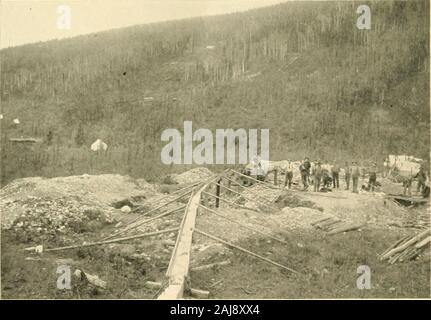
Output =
[
  {"x1": 91, "y1": 139, "x2": 108, "y2": 152},
  {"x1": 388, "y1": 154, "x2": 422, "y2": 175}
]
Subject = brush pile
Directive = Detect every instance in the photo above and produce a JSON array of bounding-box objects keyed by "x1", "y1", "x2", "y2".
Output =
[{"x1": 379, "y1": 229, "x2": 431, "y2": 264}]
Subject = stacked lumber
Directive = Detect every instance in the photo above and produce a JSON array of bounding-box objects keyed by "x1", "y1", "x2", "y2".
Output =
[
  {"x1": 379, "y1": 229, "x2": 431, "y2": 264},
  {"x1": 311, "y1": 217, "x2": 365, "y2": 235}
]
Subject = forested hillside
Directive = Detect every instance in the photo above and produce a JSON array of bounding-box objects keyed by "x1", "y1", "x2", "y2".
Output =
[{"x1": 1, "y1": 0, "x2": 429, "y2": 185}]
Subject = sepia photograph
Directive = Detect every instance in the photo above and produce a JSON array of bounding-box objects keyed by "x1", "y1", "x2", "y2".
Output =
[{"x1": 0, "y1": 0, "x2": 430, "y2": 304}]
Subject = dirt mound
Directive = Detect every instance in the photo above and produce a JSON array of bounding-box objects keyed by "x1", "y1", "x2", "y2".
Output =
[
  {"x1": 281, "y1": 207, "x2": 329, "y2": 230},
  {"x1": 0, "y1": 174, "x2": 157, "y2": 206},
  {"x1": 275, "y1": 192, "x2": 323, "y2": 211},
  {"x1": 2, "y1": 196, "x2": 113, "y2": 242},
  {"x1": 168, "y1": 167, "x2": 213, "y2": 184},
  {"x1": 241, "y1": 184, "x2": 283, "y2": 211},
  {"x1": 0, "y1": 174, "x2": 160, "y2": 236}
]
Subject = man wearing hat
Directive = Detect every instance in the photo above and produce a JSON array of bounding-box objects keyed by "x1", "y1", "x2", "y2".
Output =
[
  {"x1": 314, "y1": 161, "x2": 322, "y2": 192},
  {"x1": 368, "y1": 162, "x2": 378, "y2": 192},
  {"x1": 284, "y1": 159, "x2": 294, "y2": 189}
]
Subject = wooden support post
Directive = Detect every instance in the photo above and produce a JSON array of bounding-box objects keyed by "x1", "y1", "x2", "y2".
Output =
[
  {"x1": 215, "y1": 178, "x2": 221, "y2": 208},
  {"x1": 227, "y1": 178, "x2": 232, "y2": 195}
]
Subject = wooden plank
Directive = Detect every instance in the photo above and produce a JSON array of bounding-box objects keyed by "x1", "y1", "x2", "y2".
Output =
[
  {"x1": 191, "y1": 260, "x2": 231, "y2": 271},
  {"x1": 326, "y1": 222, "x2": 365, "y2": 235},
  {"x1": 157, "y1": 178, "x2": 218, "y2": 300}
]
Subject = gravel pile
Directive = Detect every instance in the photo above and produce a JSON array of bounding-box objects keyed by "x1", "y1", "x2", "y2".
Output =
[
  {"x1": 169, "y1": 167, "x2": 213, "y2": 184},
  {"x1": 2, "y1": 196, "x2": 114, "y2": 241}
]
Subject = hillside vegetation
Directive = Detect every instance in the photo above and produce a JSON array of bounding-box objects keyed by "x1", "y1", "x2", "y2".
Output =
[{"x1": 1, "y1": 0, "x2": 429, "y2": 185}]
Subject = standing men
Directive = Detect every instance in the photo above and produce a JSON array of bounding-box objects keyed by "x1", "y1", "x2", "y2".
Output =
[
  {"x1": 383, "y1": 158, "x2": 389, "y2": 178},
  {"x1": 284, "y1": 159, "x2": 294, "y2": 189},
  {"x1": 256, "y1": 161, "x2": 266, "y2": 182},
  {"x1": 414, "y1": 165, "x2": 427, "y2": 194},
  {"x1": 304, "y1": 157, "x2": 311, "y2": 180},
  {"x1": 331, "y1": 160, "x2": 340, "y2": 189},
  {"x1": 309, "y1": 160, "x2": 316, "y2": 186},
  {"x1": 351, "y1": 161, "x2": 360, "y2": 193},
  {"x1": 299, "y1": 159, "x2": 309, "y2": 190},
  {"x1": 403, "y1": 172, "x2": 413, "y2": 196},
  {"x1": 344, "y1": 161, "x2": 351, "y2": 190},
  {"x1": 314, "y1": 161, "x2": 322, "y2": 192},
  {"x1": 368, "y1": 162, "x2": 378, "y2": 192}
]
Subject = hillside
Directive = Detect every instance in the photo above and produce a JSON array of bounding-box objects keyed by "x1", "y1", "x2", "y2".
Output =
[{"x1": 1, "y1": 0, "x2": 429, "y2": 185}]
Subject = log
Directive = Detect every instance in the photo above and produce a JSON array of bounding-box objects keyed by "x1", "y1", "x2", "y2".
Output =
[
  {"x1": 327, "y1": 222, "x2": 365, "y2": 235},
  {"x1": 189, "y1": 288, "x2": 210, "y2": 299},
  {"x1": 380, "y1": 229, "x2": 431, "y2": 260},
  {"x1": 145, "y1": 281, "x2": 162, "y2": 289},
  {"x1": 74, "y1": 269, "x2": 107, "y2": 289},
  {"x1": 191, "y1": 260, "x2": 231, "y2": 271},
  {"x1": 415, "y1": 236, "x2": 431, "y2": 249},
  {"x1": 380, "y1": 236, "x2": 410, "y2": 257}
]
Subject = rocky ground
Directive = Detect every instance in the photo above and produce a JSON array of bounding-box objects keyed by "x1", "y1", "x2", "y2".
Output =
[{"x1": 1, "y1": 168, "x2": 430, "y2": 299}]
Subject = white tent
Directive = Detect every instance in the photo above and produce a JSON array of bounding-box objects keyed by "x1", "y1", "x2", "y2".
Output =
[
  {"x1": 13, "y1": 118, "x2": 20, "y2": 124},
  {"x1": 91, "y1": 139, "x2": 108, "y2": 152},
  {"x1": 388, "y1": 154, "x2": 421, "y2": 175}
]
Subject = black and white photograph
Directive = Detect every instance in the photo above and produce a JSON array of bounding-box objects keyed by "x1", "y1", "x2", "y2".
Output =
[{"x1": 0, "y1": 0, "x2": 430, "y2": 303}]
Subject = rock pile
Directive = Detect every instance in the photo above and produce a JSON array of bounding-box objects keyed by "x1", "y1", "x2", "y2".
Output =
[
  {"x1": 2, "y1": 196, "x2": 114, "y2": 241},
  {"x1": 168, "y1": 167, "x2": 213, "y2": 184}
]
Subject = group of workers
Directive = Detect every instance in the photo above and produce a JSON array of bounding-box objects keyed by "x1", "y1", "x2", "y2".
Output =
[
  {"x1": 243, "y1": 156, "x2": 429, "y2": 197},
  {"x1": 284, "y1": 158, "x2": 369, "y2": 193},
  {"x1": 402, "y1": 164, "x2": 430, "y2": 197}
]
